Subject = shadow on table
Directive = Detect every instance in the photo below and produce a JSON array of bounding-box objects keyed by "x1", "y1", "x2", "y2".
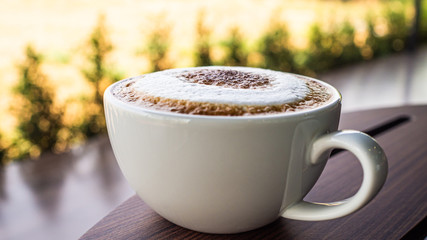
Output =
[{"x1": 0, "y1": 135, "x2": 133, "y2": 240}]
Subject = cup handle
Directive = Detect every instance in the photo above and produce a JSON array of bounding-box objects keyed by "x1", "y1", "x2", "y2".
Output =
[{"x1": 282, "y1": 130, "x2": 388, "y2": 221}]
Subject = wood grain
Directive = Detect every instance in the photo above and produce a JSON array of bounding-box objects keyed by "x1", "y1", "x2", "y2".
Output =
[{"x1": 80, "y1": 105, "x2": 427, "y2": 240}]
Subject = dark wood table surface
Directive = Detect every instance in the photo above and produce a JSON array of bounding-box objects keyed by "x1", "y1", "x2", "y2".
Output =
[{"x1": 80, "y1": 105, "x2": 427, "y2": 240}]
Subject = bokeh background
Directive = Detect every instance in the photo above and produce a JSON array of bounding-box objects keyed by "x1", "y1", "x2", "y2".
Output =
[{"x1": 0, "y1": 0, "x2": 426, "y2": 162}]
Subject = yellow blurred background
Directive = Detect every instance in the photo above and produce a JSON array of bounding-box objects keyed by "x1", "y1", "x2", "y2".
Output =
[{"x1": 0, "y1": 0, "x2": 420, "y2": 162}]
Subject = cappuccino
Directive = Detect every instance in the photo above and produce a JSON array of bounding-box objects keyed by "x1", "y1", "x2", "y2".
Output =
[
  {"x1": 112, "y1": 67, "x2": 332, "y2": 116},
  {"x1": 105, "y1": 67, "x2": 387, "y2": 234}
]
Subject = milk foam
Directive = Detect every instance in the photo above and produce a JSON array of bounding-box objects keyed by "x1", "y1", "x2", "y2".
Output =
[{"x1": 132, "y1": 67, "x2": 309, "y2": 106}]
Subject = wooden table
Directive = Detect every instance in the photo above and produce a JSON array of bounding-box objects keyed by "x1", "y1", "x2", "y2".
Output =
[{"x1": 80, "y1": 105, "x2": 427, "y2": 240}]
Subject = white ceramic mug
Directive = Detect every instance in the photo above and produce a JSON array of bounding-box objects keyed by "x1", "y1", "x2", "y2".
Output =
[{"x1": 104, "y1": 75, "x2": 388, "y2": 234}]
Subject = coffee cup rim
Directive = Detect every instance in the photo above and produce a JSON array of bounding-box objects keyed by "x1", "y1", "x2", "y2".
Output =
[{"x1": 104, "y1": 74, "x2": 342, "y2": 121}]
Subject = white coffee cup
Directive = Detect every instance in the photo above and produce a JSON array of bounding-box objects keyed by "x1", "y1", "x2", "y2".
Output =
[{"x1": 104, "y1": 71, "x2": 387, "y2": 234}]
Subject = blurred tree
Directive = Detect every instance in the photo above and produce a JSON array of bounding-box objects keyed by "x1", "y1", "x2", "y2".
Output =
[
  {"x1": 305, "y1": 20, "x2": 362, "y2": 73},
  {"x1": 194, "y1": 10, "x2": 213, "y2": 66},
  {"x1": 364, "y1": 15, "x2": 390, "y2": 59},
  {"x1": 80, "y1": 15, "x2": 120, "y2": 138},
  {"x1": 384, "y1": 2, "x2": 409, "y2": 52},
  {"x1": 12, "y1": 45, "x2": 64, "y2": 159},
  {"x1": 365, "y1": 3, "x2": 409, "y2": 59},
  {"x1": 143, "y1": 18, "x2": 172, "y2": 72},
  {"x1": 305, "y1": 23, "x2": 337, "y2": 72},
  {"x1": 334, "y1": 20, "x2": 363, "y2": 65},
  {"x1": 221, "y1": 27, "x2": 248, "y2": 66},
  {"x1": 257, "y1": 19, "x2": 295, "y2": 72},
  {"x1": 420, "y1": 0, "x2": 427, "y2": 42}
]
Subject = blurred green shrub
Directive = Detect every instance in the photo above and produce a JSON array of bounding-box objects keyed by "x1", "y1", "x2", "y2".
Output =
[
  {"x1": 365, "y1": 2, "x2": 410, "y2": 59},
  {"x1": 334, "y1": 21, "x2": 363, "y2": 65},
  {"x1": 384, "y1": 2, "x2": 409, "y2": 52},
  {"x1": 10, "y1": 45, "x2": 65, "y2": 160},
  {"x1": 364, "y1": 15, "x2": 392, "y2": 59},
  {"x1": 194, "y1": 10, "x2": 213, "y2": 66},
  {"x1": 257, "y1": 18, "x2": 295, "y2": 73},
  {"x1": 79, "y1": 15, "x2": 121, "y2": 139},
  {"x1": 305, "y1": 23, "x2": 336, "y2": 72},
  {"x1": 220, "y1": 27, "x2": 248, "y2": 66},
  {"x1": 142, "y1": 18, "x2": 172, "y2": 72},
  {"x1": 304, "y1": 20, "x2": 362, "y2": 73},
  {"x1": 420, "y1": 0, "x2": 427, "y2": 41}
]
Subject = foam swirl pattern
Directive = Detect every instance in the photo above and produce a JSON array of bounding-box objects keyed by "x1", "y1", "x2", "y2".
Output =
[
  {"x1": 133, "y1": 67, "x2": 308, "y2": 106},
  {"x1": 112, "y1": 67, "x2": 332, "y2": 116}
]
